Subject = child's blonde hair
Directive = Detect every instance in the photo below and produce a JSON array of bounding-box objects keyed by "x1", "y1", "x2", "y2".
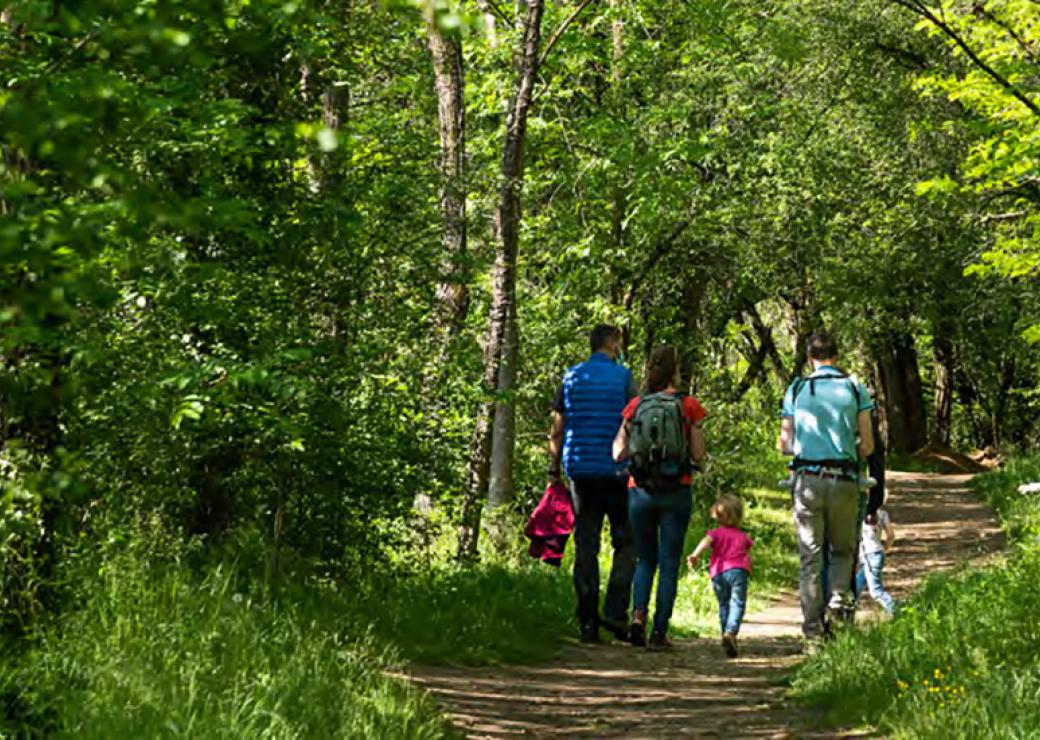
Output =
[{"x1": 712, "y1": 495, "x2": 744, "y2": 527}]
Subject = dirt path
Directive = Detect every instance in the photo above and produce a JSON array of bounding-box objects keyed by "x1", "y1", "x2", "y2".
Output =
[{"x1": 411, "y1": 473, "x2": 1005, "y2": 738}]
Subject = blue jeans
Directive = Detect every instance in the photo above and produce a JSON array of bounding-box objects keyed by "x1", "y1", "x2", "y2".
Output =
[
  {"x1": 712, "y1": 568, "x2": 749, "y2": 635},
  {"x1": 855, "y1": 550, "x2": 896, "y2": 615},
  {"x1": 628, "y1": 486, "x2": 692, "y2": 634}
]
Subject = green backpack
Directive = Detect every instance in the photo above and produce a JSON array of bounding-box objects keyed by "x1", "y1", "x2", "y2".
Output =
[{"x1": 628, "y1": 392, "x2": 689, "y2": 491}]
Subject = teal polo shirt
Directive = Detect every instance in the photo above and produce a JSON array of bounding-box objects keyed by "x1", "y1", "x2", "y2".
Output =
[{"x1": 782, "y1": 366, "x2": 874, "y2": 464}]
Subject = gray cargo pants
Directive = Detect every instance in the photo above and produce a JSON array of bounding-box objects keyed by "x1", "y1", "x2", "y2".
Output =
[{"x1": 794, "y1": 472, "x2": 860, "y2": 638}]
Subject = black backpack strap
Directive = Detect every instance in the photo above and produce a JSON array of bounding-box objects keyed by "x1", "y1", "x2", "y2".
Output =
[
  {"x1": 796, "y1": 371, "x2": 861, "y2": 407},
  {"x1": 789, "y1": 377, "x2": 806, "y2": 412}
]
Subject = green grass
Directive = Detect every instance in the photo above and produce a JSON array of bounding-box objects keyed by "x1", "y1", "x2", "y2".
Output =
[
  {"x1": 789, "y1": 457, "x2": 1040, "y2": 738},
  {"x1": 1, "y1": 558, "x2": 451, "y2": 739},
  {"x1": 361, "y1": 563, "x2": 573, "y2": 665}
]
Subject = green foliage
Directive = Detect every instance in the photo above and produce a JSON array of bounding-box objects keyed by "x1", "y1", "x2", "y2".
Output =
[
  {"x1": 790, "y1": 458, "x2": 1040, "y2": 737},
  {"x1": 2, "y1": 0, "x2": 1040, "y2": 732},
  {"x1": 905, "y1": 2, "x2": 1040, "y2": 336}
]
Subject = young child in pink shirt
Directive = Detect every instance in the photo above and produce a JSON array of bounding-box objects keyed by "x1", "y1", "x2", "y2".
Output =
[{"x1": 687, "y1": 495, "x2": 753, "y2": 658}]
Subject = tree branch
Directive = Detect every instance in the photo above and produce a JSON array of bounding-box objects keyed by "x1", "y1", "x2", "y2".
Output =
[
  {"x1": 892, "y1": 0, "x2": 1040, "y2": 117},
  {"x1": 973, "y1": 4, "x2": 1040, "y2": 66},
  {"x1": 538, "y1": 0, "x2": 600, "y2": 67},
  {"x1": 474, "y1": 0, "x2": 512, "y2": 29}
]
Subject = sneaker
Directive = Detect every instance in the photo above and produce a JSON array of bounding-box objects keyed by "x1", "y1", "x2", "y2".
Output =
[
  {"x1": 628, "y1": 620, "x2": 647, "y2": 647},
  {"x1": 826, "y1": 605, "x2": 853, "y2": 632},
  {"x1": 648, "y1": 630, "x2": 673, "y2": 651},
  {"x1": 802, "y1": 637, "x2": 825, "y2": 656},
  {"x1": 721, "y1": 632, "x2": 738, "y2": 658},
  {"x1": 601, "y1": 615, "x2": 629, "y2": 642},
  {"x1": 579, "y1": 621, "x2": 600, "y2": 644}
]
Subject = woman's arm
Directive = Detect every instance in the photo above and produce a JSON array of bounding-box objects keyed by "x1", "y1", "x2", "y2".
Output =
[
  {"x1": 612, "y1": 421, "x2": 630, "y2": 462},
  {"x1": 689, "y1": 425, "x2": 706, "y2": 463}
]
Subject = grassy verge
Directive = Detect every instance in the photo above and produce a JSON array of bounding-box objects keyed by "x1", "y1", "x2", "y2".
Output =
[
  {"x1": 0, "y1": 552, "x2": 582, "y2": 737},
  {"x1": 789, "y1": 457, "x2": 1040, "y2": 738},
  {"x1": 0, "y1": 558, "x2": 450, "y2": 739}
]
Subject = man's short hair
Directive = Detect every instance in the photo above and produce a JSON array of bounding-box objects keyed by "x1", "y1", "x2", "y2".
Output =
[
  {"x1": 807, "y1": 331, "x2": 839, "y2": 361},
  {"x1": 589, "y1": 324, "x2": 619, "y2": 353}
]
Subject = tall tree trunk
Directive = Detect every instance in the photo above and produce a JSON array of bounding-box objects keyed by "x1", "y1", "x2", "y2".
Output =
[
  {"x1": 608, "y1": 0, "x2": 623, "y2": 82},
  {"x1": 955, "y1": 368, "x2": 991, "y2": 449},
  {"x1": 783, "y1": 284, "x2": 819, "y2": 381},
  {"x1": 458, "y1": 0, "x2": 545, "y2": 559},
  {"x1": 931, "y1": 334, "x2": 955, "y2": 447},
  {"x1": 300, "y1": 63, "x2": 349, "y2": 193},
  {"x1": 994, "y1": 354, "x2": 1017, "y2": 447},
  {"x1": 877, "y1": 332, "x2": 928, "y2": 454},
  {"x1": 680, "y1": 278, "x2": 707, "y2": 390},
  {"x1": 743, "y1": 300, "x2": 786, "y2": 382},
  {"x1": 426, "y1": 16, "x2": 469, "y2": 339},
  {"x1": 865, "y1": 360, "x2": 887, "y2": 450},
  {"x1": 733, "y1": 337, "x2": 769, "y2": 400}
]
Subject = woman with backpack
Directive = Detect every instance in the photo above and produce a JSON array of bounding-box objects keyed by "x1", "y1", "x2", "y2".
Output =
[{"x1": 612, "y1": 345, "x2": 707, "y2": 648}]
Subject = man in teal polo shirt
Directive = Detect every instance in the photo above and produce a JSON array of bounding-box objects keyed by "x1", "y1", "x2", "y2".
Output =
[{"x1": 779, "y1": 331, "x2": 874, "y2": 643}]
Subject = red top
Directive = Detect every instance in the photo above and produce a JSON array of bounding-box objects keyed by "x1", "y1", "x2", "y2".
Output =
[
  {"x1": 707, "y1": 526, "x2": 753, "y2": 579},
  {"x1": 621, "y1": 394, "x2": 708, "y2": 487}
]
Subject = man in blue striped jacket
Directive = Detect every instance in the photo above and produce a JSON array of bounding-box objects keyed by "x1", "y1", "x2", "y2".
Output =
[{"x1": 549, "y1": 324, "x2": 638, "y2": 643}]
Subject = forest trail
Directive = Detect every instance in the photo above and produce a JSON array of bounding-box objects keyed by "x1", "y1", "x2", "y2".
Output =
[{"x1": 410, "y1": 472, "x2": 1006, "y2": 738}]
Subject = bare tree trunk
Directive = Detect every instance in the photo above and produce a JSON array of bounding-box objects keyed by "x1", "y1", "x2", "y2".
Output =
[
  {"x1": 783, "y1": 283, "x2": 819, "y2": 382},
  {"x1": 300, "y1": 63, "x2": 349, "y2": 193},
  {"x1": 426, "y1": 16, "x2": 469, "y2": 339},
  {"x1": 743, "y1": 300, "x2": 786, "y2": 382},
  {"x1": 931, "y1": 334, "x2": 955, "y2": 447},
  {"x1": 866, "y1": 360, "x2": 887, "y2": 450},
  {"x1": 956, "y1": 369, "x2": 991, "y2": 449},
  {"x1": 487, "y1": 303, "x2": 518, "y2": 509},
  {"x1": 680, "y1": 279, "x2": 707, "y2": 389},
  {"x1": 458, "y1": 0, "x2": 546, "y2": 559},
  {"x1": 994, "y1": 354, "x2": 1017, "y2": 447},
  {"x1": 609, "y1": 0, "x2": 623, "y2": 83},
  {"x1": 733, "y1": 338, "x2": 769, "y2": 400},
  {"x1": 877, "y1": 332, "x2": 928, "y2": 454}
]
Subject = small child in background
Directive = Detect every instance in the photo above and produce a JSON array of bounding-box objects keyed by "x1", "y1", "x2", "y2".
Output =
[
  {"x1": 687, "y1": 495, "x2": 753, "y2": 658},
  {"x1": 855, "y1": 506, "x2": 897, "y2": 615}
]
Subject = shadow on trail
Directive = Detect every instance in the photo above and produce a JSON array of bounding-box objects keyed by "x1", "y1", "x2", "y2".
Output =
[{"x1": 411, "y1": 637, "x2": 810, "y2": 738}]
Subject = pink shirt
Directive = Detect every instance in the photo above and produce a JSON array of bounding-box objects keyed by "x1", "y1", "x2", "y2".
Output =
[{"x1": 707, "y1": 526, "x2": 753, "y2": 579}]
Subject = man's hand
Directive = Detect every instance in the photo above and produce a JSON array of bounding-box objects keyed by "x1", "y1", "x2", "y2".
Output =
[{"x1": 686, "y1": 552, "x2": 699, "y2": 569}]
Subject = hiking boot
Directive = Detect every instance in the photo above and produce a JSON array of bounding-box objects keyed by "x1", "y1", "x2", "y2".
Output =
[
  {"x1": 648, "y1": 630, "x2": 673, "y2": 651},
  {"x1": 579, "y1": 621, "x2": 600, "y2": 644},
  {"x1": 628, "y1": 608, "x2": 648, "y2": 647},
  {"x1": 721, "y1": 632, "x2": 738, "y2": 658},
  {"x1": 601, "y1": 615, "x2": 629, "y2": 642},
  {"x1": 628, "y1": 621, "x2": 647, "y2": 647}
]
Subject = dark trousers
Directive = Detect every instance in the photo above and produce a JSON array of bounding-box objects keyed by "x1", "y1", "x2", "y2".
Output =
[{"x1": 571, "y1": 476, "x2": 634, "y2": 626}]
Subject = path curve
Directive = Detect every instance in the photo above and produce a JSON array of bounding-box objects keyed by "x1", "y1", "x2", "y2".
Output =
[{"x1": 411, "y1": 472, "x2": 1005, "y2": 738}]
